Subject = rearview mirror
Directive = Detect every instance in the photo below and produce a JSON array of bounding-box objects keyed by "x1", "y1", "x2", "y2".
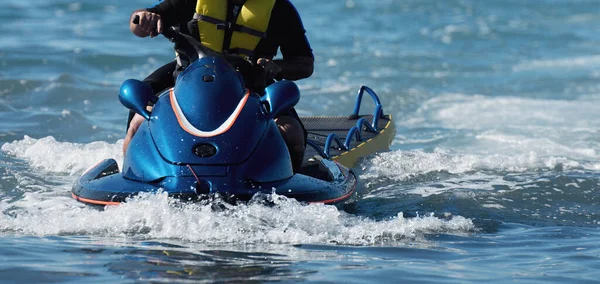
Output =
[
  {"x1": 118, "y1": 79, "x2": 156, "y2": 120},
  {"x1": 260, "y1": 81, "x2": 300, "y2": 119}
]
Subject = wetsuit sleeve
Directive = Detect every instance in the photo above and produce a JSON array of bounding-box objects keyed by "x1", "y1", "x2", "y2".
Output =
[
  {"x1": 146, "y1": 0, "x2": 196, "y2": 28},
  {"x1": 271, "y1": 0, "x2": 314, "y2": 59}
]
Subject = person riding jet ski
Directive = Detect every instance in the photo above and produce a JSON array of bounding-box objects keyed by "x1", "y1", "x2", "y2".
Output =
[{"x1": 126, "y1": 0, "x2": 314, "y2": 172}]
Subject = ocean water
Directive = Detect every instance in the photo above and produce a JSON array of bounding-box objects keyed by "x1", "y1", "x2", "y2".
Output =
[{"x1": 1, "y1": 0, "x2": 600, "y2": 282}]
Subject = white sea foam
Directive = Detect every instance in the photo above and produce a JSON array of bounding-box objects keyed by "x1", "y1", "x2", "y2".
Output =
[
  {"x1": 403, "y1": 93, "x2": 600, "y2": 130},
  {"x1": 513, "y1": 55, "x2": 600, "y2": 72},
  {"x1": 0, "y1": 136, "x2": 474, "y2": 245},
  {"x1": 356, "y1": 92, "x2": 600, "y2": 198},
  {"x1": 1, "y1": 135, "x2": 123, "y2": 175},
  {"x1": 362, "y1": 147, "x2": 588, "y2": 179},
  {"x1": 393, "y1": 93, "x2": 600, "y2": 172},
  {"x1": 0, "y1": 191, "x2": 475, "y2": 245}
]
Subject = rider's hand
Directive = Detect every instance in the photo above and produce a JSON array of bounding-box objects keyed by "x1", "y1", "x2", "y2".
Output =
[
  {"x1": 130, "y1": 10, "x2": 162, "y2": 38},
  {"x1": 257, "y1": 58, "x2": 282, "y2": 80}
]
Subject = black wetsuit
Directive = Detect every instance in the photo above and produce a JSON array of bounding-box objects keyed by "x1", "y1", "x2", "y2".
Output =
[{"x1": 127, "y1": 0, "x2": 313, "y2": 129}]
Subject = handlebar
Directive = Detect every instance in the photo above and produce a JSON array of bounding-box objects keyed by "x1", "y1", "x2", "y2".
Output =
[
  {"x1": 132, "y1": 15, "x2": 178, "y2": 41},
  {"x1": 132, "y1": 14, "x2": 267, "y2": 90}
]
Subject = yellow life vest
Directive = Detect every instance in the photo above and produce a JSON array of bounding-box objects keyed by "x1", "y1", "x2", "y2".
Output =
[{"x1": 194, "y1": 0, "x2": 276, "y2": 58}]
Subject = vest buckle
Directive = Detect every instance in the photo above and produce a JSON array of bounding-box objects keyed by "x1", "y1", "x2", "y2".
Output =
[{"x1": 216, "y1": 22, "x2": 230, "y2": 30}]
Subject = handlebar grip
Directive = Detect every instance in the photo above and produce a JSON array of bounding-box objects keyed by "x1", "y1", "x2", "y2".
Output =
[{"x1": 132, "y1": 14, "x2": 162, "y2": 37}]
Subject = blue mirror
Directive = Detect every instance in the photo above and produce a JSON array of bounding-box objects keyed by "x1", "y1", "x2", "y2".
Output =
[
  {"x1": 118, "y1": 79, "x2": 156, "y2": 120},
  {"x1": 260, "y1": 81, "x2": 300, "y2": 119}
]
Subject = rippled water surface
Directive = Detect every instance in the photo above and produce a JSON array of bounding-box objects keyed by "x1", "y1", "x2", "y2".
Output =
[{"x1": 1, "y1": 0, "x2": 600, "y2": 282}]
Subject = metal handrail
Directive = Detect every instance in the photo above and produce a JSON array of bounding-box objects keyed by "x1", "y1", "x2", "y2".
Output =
[
  {"x1": 307, "y1": 85, "x2": 387, "y2": 159},
  {"x1": 323, "y1": 133, "x2": 347, "y2": 157},
  {"x1": 356, "y1": 117, "x2": 377, "y2": 133},
  {"x1": 306, "y1": 140, "x2": 327, "y2": 158},
  {"x1": 350, "y1": 86, "x2": 384, "y2": 131},
  {"x1": 344, "y1": 126, "x2": 361, "y2": 150}
]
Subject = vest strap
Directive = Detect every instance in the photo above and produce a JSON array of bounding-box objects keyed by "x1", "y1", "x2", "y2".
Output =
[
  {"x1": 194, "y1": 14, "x2": 226, "y2": 27},
  {"x1": 194, "y1": 14, "x2": 267, "y2": 39}
]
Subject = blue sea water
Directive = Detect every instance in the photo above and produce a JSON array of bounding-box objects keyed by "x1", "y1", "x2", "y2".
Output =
[{"x1": 1, "y1": 0, "x2": 600, "y2": 282}]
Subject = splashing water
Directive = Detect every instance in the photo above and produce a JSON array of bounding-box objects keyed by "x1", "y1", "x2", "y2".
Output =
[{"x1": 0, "y1": 136, "x2": 474, "y2": 246}]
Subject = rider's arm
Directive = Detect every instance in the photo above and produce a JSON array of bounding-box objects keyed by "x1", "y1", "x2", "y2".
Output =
[
  {"x1": 145, "y1": 0, "x2": 195, "y2": 27},
  {"x1": 130, "y1": 0, "x2": 195, "y2": 37},
  {"x1": 272, "y1": 56, "x2": 314, "y2": 81},
  {"x1": 270, "y1": 0, "x2": 315, "y2": 81}
]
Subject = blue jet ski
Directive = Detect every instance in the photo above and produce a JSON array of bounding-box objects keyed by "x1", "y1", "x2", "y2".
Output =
[{"x1": 72, "y1": 23, "x2": 394, "y2": 207}]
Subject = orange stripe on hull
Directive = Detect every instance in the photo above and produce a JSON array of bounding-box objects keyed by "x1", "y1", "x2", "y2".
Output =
[
  {"x1": 170, "y1": 89, "x2": 250, "y2": 137},
  {"x1": 71, "y1": 193, "x2": 121, "y2": 206},
  {"x1": 309, "y1": 172, "x2": 357, "y2": 205},
  {"x1": 309, "y1": 188, "x2": 355, "y2": 205}
]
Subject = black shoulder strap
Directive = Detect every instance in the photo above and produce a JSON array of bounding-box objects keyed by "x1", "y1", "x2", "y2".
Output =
[{"x1": 222, "y1": 0, "x2": 236, "y2": 52}]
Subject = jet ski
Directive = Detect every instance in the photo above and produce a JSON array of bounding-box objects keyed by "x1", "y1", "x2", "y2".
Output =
[{"x1": 71, "y1": 22, "x2": 394, "y2": 207}]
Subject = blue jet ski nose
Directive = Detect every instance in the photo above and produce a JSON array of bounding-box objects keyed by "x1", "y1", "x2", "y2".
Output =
[{"x1": 173, "y1": 57, "x2": 247, "y2": 132}]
